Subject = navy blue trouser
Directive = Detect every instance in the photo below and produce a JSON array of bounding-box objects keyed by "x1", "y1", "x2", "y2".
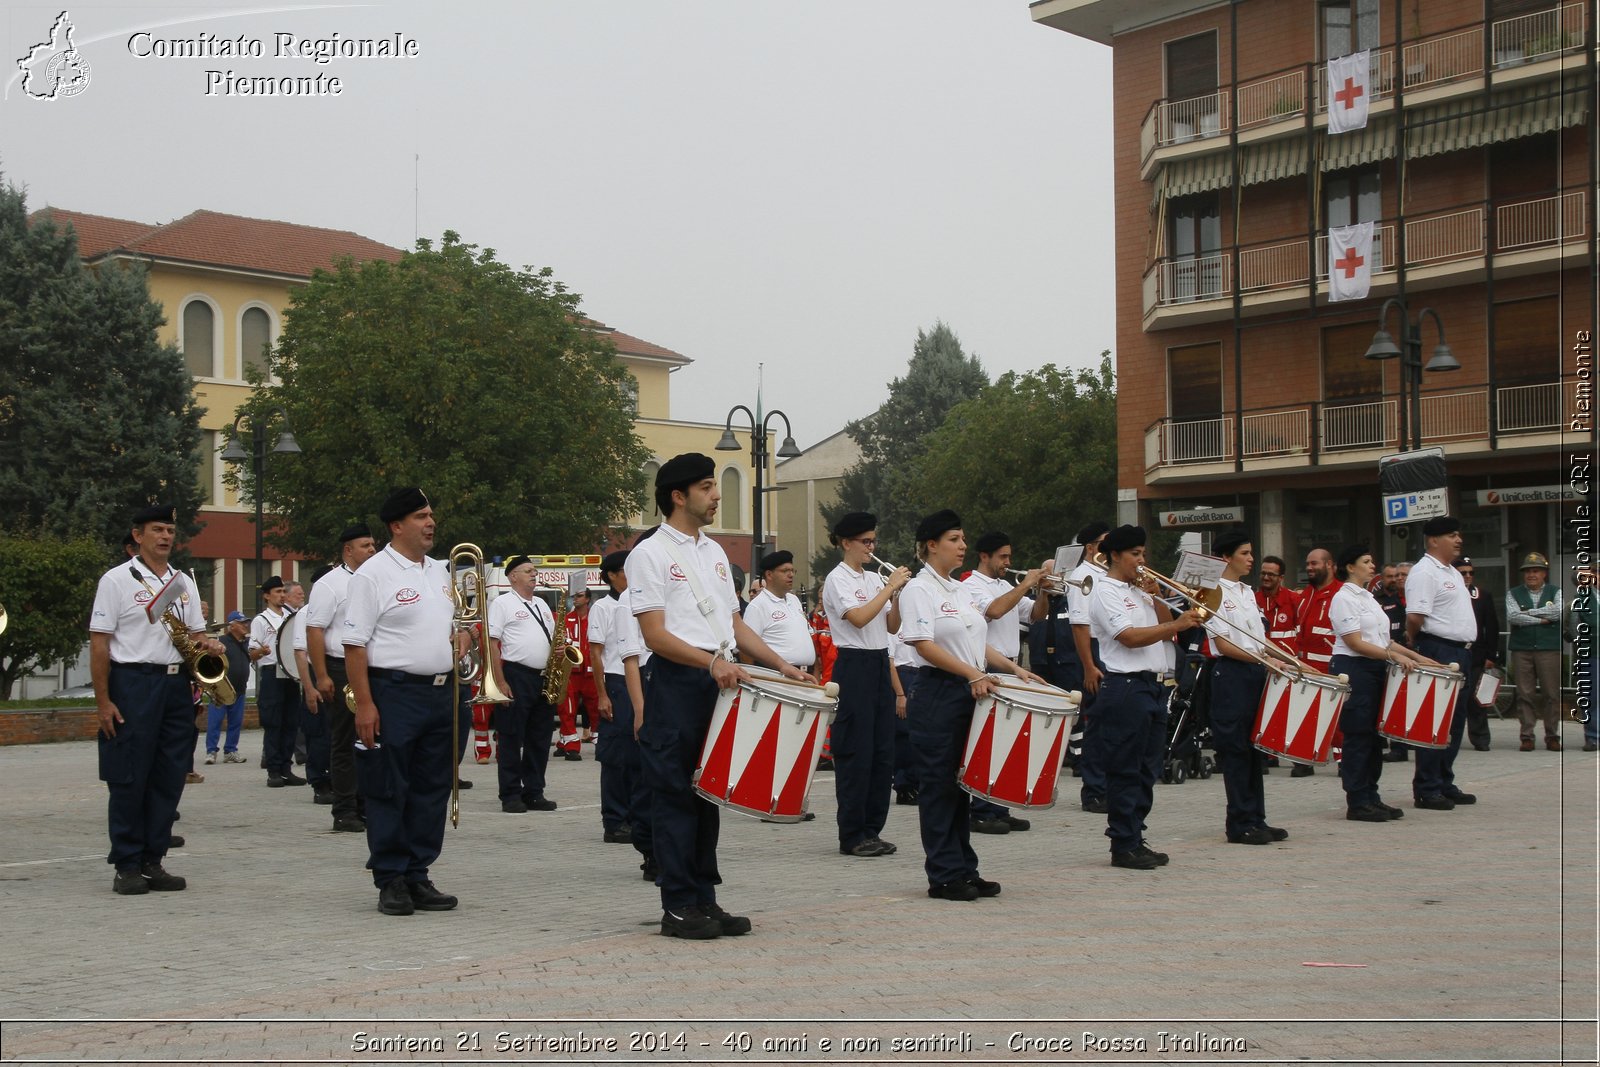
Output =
[
  {"x1": 830, "y1": 647, "x2": 895, "y2": 850},
  {"x1": 323, "y1": 657, "x2": 360, "y2": 820},
  {"x1": 1097, "y1": 673, "x2": 1167, "y2": 854},
  {"x1": 640, "y1": 657, "x2": 721, "y2": 910},
  {"x1": 1413, "y1": 635, "x2": 1471, "y2": 798},
  {"x1": 100, "y1": 666, "x2": 192, "y2": 870},
  {"x1": 357, "y1": 672, "x2": 464, "y2": 888},
  {"x1": 630, "y1": 662, "x2": 657, "y2": 860},
  {"x1": 893, "y1": 665, "x2": 920, "y2": 790},
  {"x1": 1209, "y1": 658, "x2": 1268, "y2": 835},
  {"x1": 598, "y1": 673, "x2": 640, "y2": 833},
  {"x1": 1063, "y1": 643, "x2": 1108, "y2": 802},
  {"x1": 296, "y1": 683, "x2": 330, "y2": 786},
  {"x1": 1332, "y1": 655, "x2": 1385, "y2": 808},
  {"x1": 909, "y1": 670, "x2": 980, "y2": 887},
  {"x1": 257, "y1": 671, "x2": 297, "y2": 776},
  {"x1": 499, "y1": 662, "x2": 555, "y2": 803}
]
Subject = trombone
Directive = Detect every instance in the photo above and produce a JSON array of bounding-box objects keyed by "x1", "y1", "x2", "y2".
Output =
[
  {"x1": 1134, "y1": 562, "x2": 1314, "y2": 681},
  {"x1": 444, "y1": 543, "x2": 513, "y2": 828}
]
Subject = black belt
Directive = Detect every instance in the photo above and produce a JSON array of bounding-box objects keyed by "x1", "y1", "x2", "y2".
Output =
[
  {"x1": 111, "y1": 662, "x2": 182, "y2": 675},
  {"x1": 372, "y1": 669, "x2": 450, "y2": 686},
  {"x1": 1420, "y1": 635, "x2": 1469, "y2": 649},
  {"x1": 504, "y1": 661, "x2": 546, "y2": 676},
  {"x1": 918, "y1": 666, "x2": 976, "y2": 684},
  {"x1": 1110, "y1": 670, "x2": 1172, "y2": 683}
]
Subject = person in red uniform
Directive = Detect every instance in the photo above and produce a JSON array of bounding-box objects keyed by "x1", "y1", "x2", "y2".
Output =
[
  {"x1": 1255, "y1": 555, "x2": 1301, "y2": 657},
  {"x1": 1291, "y1": 547, "x2": 1343, "y2": 777},
  {"x1": 558, "y1": 588, "x2": 597, "y2": 760}
]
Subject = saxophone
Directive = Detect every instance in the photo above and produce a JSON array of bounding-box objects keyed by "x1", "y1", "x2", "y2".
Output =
[
  {"x1": 541, "y1": 582, "x2": 584, "y2": 705},
  {"x1": 158, "y1": 607, "x2": 236, "y2": 705}
]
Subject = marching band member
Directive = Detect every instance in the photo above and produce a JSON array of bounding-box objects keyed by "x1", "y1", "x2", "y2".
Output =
[
  {"x1": 626, "y1": 454, "x2": 811, "y2": 939},
  {"x1": 486, "y1": 554, "x2": 560, "y2": 814},
  {"x1": 888, "y1": 628, "x2": 921, "y2": 805},
  {"x1": 1087, "y1": 525, "x2": 1201, "y2": 870},
  {"x1": 742, "y1": 550, "x2": 817, "y2": 674},
  {"x1": 1328, "y1": 544, "x2": 1433, "y2": 822},
  {"x1": 1405, "y1": 516, "x2": 1478, "y2": 811},
  {"x1": 589, "y1": 550, "x2": 637, "y2": 843},
  {"x1": 283, "y1": 579, "x2": 333, "y2": 805},
  {"x1": 303, "y1": 524, "x2": 378, "y2": 833},
  {"x1": 342, "y1": 488, "x2": 469, "y2": 916},
  {"x1": 619, "y1": 526, "x2": 659, "y2": 879},
  {"x1": 961, "y1": 532, "x2": 1051, "y2": 834},
  {"x1": 1067, "y1": 522, "x2": 1111, "y2": 813},
  {"x1": 90, "y1": 503, "x2": 220, "y2": 895},
  {"x1": 899, "y1": 510, "x2": 1043, "y2": 901},
  {"x1": 1202, "y1": 528, "x2": 1286, "y2": 845},
  {"x1": 250, "y1": 576, "x2": 303, "y2": 789},
  {"x1": 822, "y1": 512, "x2": 911, "y2": 859}
]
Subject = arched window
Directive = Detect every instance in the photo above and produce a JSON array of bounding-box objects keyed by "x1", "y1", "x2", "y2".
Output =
[
  {"x1": 240, "y1": 306, "x2": 273, "y2": 381},
  {"x1": 720, "y1": 467, "x2": 743, "y2": 530},
  {"x1": 641, "y1": 461, "x2": 663, "y2": 525},
  {"x1": 182, "y1": 300, "x2": 215, "y2": 378}
]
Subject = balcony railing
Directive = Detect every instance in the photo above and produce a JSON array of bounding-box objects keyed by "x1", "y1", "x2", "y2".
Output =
[
  {"x1": 1148, "y1": 91, "x2": 1230, "y2": 153},
  {"x1": 1145, "y1": 252, "x2": 1232, "y2": 306},
  {"x1": 1236, "y1": 70, "x2": 1306, "y2": 129},
  {"x1": 1314, "y1": 48, "x2": 1394, "y2": 112},
  {"x1": 1403, "y1": 28, "x2": 1484, "y2": 90},
  {"x1": 1491, "y1": 3, "x2": 1586, "y2": 67},
  {"x1": 1314, "y1": 226, "x2": 1395, "y2": 278},
  {"x1": 1498, "y1": 379, "x2": 1586, "y2": 434},
  {"x1": 1406, "y1": 208, "x2": 1485, "y2": 265},
  {"x1": 1242, "y1": 408, "x2": 1310, "y2": 456},
  {"x1": 1145, "y1": 416, "x2": 1234, "y2": 468},
  {"x1": 1320, "y1": 399, "x2": 1397, "y2": 452},
  {"x1": 1499, "y1": 190, "x2": 1587, "y2": 250},
  {"x1": 1421, "y1": 389, "x2": 1490, "y2": 439}
]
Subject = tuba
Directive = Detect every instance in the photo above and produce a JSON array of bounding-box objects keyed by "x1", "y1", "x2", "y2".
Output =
[{"x1": 541, "y1": 578, "x2": 585, "y2": 706}]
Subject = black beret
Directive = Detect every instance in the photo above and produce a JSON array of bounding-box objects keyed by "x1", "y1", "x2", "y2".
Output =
[
  {"x1": 1421, "y1": 516, "x2": 1460, "y2": 537},
  {"x1": 1076, "y1": 520, "x2": 1111, "y2": 546},
  {"x1": 760, "y1": 549, "x2": 794, "y2": 575},
  {"x1": 600, "y1": 550, "x2": 629, "y2": 575},
  {"x1": 261, "y1": 575, "x2": 285, "y2": 593},
  {"x1": 1212, "y1": 526, "x2": 1251, "y2": 557},
  {"x1": 1336, "y1": 543, "x2": 1371, "y2": 570},
  {"x1": 975, "y1": 532, "x2": 1010, "y2": 557},
  {"x1": 832, "y1": 512, "x2": 876, "y2": 540},
  {"x1": 915, "y1": 509, "x2": 962, "y2": 545},
  {"x1": 339, "y1": 523, "x2": 372, "y2": 544},
  {"x1": 656, "y1": 452, "x2": 715, "y2": 489},
  {"x1": 1101, "y1": 524, "x2": 1146, "y2": 553},
  {"x1": 132, "y1": 503, "x2": 177, "y2": 526},
  {"x1": 501, "y1": 554, "x2": 535, "y2": 574},
  {"x1": 379, "y1": 487, "x2": 430, "y2": 524}
]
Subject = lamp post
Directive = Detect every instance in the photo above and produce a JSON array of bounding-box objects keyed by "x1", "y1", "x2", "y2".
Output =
[
  {"x1": 220, "y1": 407, "x2": 302, "y2": 609},
  {"x1": 1364, "y1": 296, "x2": 1459, "y2": 450},
  {"x1": 716, "y1": 404, "x2": 802, "y2": 578}
]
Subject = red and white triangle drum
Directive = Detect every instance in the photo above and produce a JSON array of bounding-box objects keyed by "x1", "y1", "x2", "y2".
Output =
[
  {"x1": 1378, "y1": 660, "x2": 1464, "y2": 749},
  {"x1": 1252, "y1": 670, "x2": 1352, "y2": 766},
  {"x1": 694, "y1": 666, "x2": 839, "y2": 822},
  {"x1": 959, "y1": 678, "x2": 1081, "y2": 810}
]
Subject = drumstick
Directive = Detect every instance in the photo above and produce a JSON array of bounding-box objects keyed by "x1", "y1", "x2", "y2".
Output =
[
  {"x1": 744, "y1": 665, "x2": 839, "y2": 697},
  {"x1": 986, "y1": 676, "x2": 1080, "y2": 703}
]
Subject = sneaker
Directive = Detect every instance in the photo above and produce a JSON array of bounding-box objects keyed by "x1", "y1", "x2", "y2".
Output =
[
  {"x1": 966, "y1": 875, "x2": 1002, "y2": 897},
  {"x1": 865, "y1": 836, "x2": 897, "y2": 855},
  {"x1": 223, "y1": 752, "x2": 247, "y2": 764},
  {"x1": 378, "y1": 879, "x2": 414, "y2": 916},
  {"x1": 603, "y1": 828, "x2": 632, "y2": 843},
  {"x1": 970, "y1": 817, "x2": 1012, "y2": 835},
  {"x1": 204, "y1": 752, "x2": 217, "y2": 765},
  {"x1": 112, "y1": 869, "x2": 149, "y2": 895},
  {"x1": 928, "y1": 880, "x2": 981, "y2": 901},
  {"x1": 184, "y1": 771, "x2": 204, "y2": 784},
  {"x1": 660, "y1": 904, "x2": 722, "y2": 939},
  {"x1": 1004, "y1": 815, "x2": 1031, "y2": 832},
  {"x1": 407, "y1": 880, "x2": 458, "y2": 911},
  {"x1": 1414, "y1": 794, "x2": 1456, "y2": 811},
  {"x1": 139, "y1": 862, "x2": 186, "y2": 891},
  {"x1": 332, "y1": 815, "x2": 366, "y2": 832},
  {"x1": 1135, "y1": 843, "x2": 1170, "y2": 866},
  {"x1": 1111, "y1": 850, "x2": 1161, "y2": 870},
  {"x1": 1226, "y1": 827, "x2": 1273, "y2": 845},
  {"x1": 701, "y1": 902, "x2": 751, "y2": 936},
  {"x1": 895, "y1": 788, "x2": 919, "y2": 804}
]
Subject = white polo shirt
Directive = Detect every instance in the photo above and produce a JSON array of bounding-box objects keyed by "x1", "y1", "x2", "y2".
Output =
[
  {"x1": 248, "y1": 606, "x2": 289, "y2": 670},
  {"x1": 898, "y1": 568, "x2": 988, "y2": 673},
  {"x1": 888, "y1": 629, "x2": 918, "y2": 669},
  {"x1": 1089, "y1": 574, "x2": 1174, "y2": 675},
  {"x1": 89, "y1": 558, "x2": 204, "y2": 665},
  {"x1": 625, "y1": 522, "x2": 738, "y2": 654},
  {"x1": 962, "y1": 569, "x2": 1031, "y2": 659},
  {"x1": 281, "y1": 608, "x2": 308, "y2": 679},
  {"x1": 822, "y1": 563, "x2": 891, "y2": 650},
  {"x1": 1066, "y1": 559, "x2": 1101, "y2": 627},
  {"x1": 1203, "y1": 577, "x2": 1266, "y2": 659},
  {"x1": 742, "y1": 589, "x2": 816, "y2": 668},
  {"x1": 1330, "y1": 583, "x2": 1390, "y2": 658},
  {"x1": 303, "y1": 564, "x2": 357, "y2": 661},
  {"x1": 488, "y1": 590, "x2": 555, "y2": 670},
  {"x1": 342, "y1": 545, "x2": 455, "y2": 674},
  {"x1": 614, "y1": 588, "x2": 651, "y2": 666},
  {"x1": 1405, "y1": 552, "x2": 1476, "y2": 644},
  {"x1": 588, "y1": 593, "x2": 623, "y2": 675}
]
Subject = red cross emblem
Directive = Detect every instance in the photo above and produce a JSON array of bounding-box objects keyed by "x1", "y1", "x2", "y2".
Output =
[
  {"x1": 1334, "y1": 76, "x2": 1364, "y2": 110},
  {"x1": 1334, "y1": 247, "x2": 1365, "y2": 278}
]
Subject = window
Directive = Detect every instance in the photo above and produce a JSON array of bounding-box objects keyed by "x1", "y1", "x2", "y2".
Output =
[
  {"x1": 182, "y1": 300, "x2": 215, "y2": 378},
  {"x1": 720, "y1": 467, "x2": 743, "y2": 529},
  {"x1": 1493, "y1": 295, "x2": 1558, "y2": 384},
  {"x1": 1168, "y1": 193, "x2": 1224, "y2": 300},
  {"x1": 1325, "y1": 168, "x2": 1381, "y2": 228},
  {"x1": 641, "y1": 461, "x2": 663, "y2": 524},
  {"x1": 1164, "y1": 31, "x2": 1217, "y2": 102},
  {"x1": 1322, "y1": 322, "x2": 1385, "y2": 400},
  {"x1": 1321, "y1": 0, "x2": 1379, "y2": 60},
  {"x1": 241, "y1": 307, "x2": 273, "y2": 382},
  {"x1": 1168, "y1": 342, "x2": 1223, "y2": 419},
  {"x1": 198, "y1": 430, "x2": 219, "y2": 505},
  {"x1": 618, "y1": 374, "x2": 639, "y2": 417}
]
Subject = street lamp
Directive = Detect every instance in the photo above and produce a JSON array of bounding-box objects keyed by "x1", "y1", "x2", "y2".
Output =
[
  {"x1": 716, "y1": 404, "x2": 801, "y2": 577},
  {"x1": 1364, "y1": 297, "x2": 1458, "y2": 450},
  {"x1": 220, "y1": 407, "x2": 302, "y2": 608}
]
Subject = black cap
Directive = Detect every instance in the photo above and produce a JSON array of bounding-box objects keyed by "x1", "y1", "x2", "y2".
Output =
[
  {"x1": 379, "y1": 487, "x2": 430, "y2": 525},
  {"x1": 975, "y1": 532, "x2": 1010, "y2": 557},
  {"x1": 832, "y1": 512, "x2": 876, "y2": 540},
  {"x1": 502, "y1": 554, "x2": 535, "y2": 574},
  {"x1": 1336, "y1": 543, "x2": 1371, "y2": 571},
  {"x1": 1076, "y1": 521, "x2": 1111, "y2": 546},
  {"x1": 261, "y1": 575, "x2": 285, "y2": 593},
  {"x1": 132, "y1": 504, "x2": 177, "y2": 526},
  {"x1": 339, "y1": 522, "x2": 372, "y2": 543},
  {"x1": 1453, "y1": 556, "x2": 1472, "y2": 568},
  {"x1": 915, "y1": 509, "x2": 962, "y2": 545},
  {"x1": 656, "y1": 453, "x2": 715, "y2": 490},
  {"x1": 1212, "y1": 526, "x2": 1251, "y2": 557},
  {"x1": 600, "y1": 550, "x2": 629, "y2": 575},
  {"x1": 1102, "y1": 525, "x2": 1146, "y2": 553},
  {"x1": 760, "y1": 549, "x2": 793, "y2": 575},
  {"x1": 1421, "y1": 516, "x2": 1460, "y2": 537}
]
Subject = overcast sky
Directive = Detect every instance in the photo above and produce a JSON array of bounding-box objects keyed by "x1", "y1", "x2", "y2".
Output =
[{"x1": 3, "y1": 0, "x2": 1113, "y2": 447}]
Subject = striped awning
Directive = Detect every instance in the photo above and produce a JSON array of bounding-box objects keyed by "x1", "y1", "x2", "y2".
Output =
[
  {"x1": 1320, "y1": 116, "x2": 1395, "y2": 171},
  {"x1": 1156, "y1": 153, "x2": 1234, "y2": 200},
  {"x1": 1240, "y1": 136, "x2": 1309, "y2": 187},
  {"x1": 1405, "y1": 82, "x2": 1590, "y2": 159}
]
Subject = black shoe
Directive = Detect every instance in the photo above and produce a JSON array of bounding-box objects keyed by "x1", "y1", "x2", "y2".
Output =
[
  {"x1": 378, "y1": 880, "x2": 414, "y2": 916},
  {"x1": 1290, "y1": 763, "x2": 1314, "y2": 778},
  {"x1": 1472, "y1": 743, "x2": 1491, "y2": 752},
  {"x1": 1261, "y1": 824, "x2": 1289, "y2": 841},
  {"x1": 701, "y1": 902, "x2": 751, "y2": 936},
  {"x1": 1585, "y1": 742, "x2": 1599, "y2": 752},
  {"x1": 815, "y1": 757, "x2": 833, "y2": 772},
  {"x1": 1081, "y1": 797, "x2": 1108, "y2": 814},
  {"x1": 267, "y1": 774, "x2": 286, "y2": 788},
  {"x1": 1376, "y1": 802, "x2": 1405, "y2": 820},
  {"x1": 1347, "y1": 804, "x2": 1390, "y2": 822},
  {"x1": 139, "y1": 862, "x2": 186, "y2": 891},
  {"x1": 928, "y1": 880, "x2": 981, "y2": 901},
  {"x1": 564, "y1": 751, "x2": 583, "y2": 761},
  {"x1": 407, "y1": 880, "x2": 458, "y2": 911},
  {"x1": 1443, "y1": 790, "x2": 1476, "y2": 805},
  {"x1": 280, "y1": 771, "x2": 307, "y2": 786},
  {"x1": 970, "y1": 817, "x2": 1011, "y2": 835},
  {"x1": 168, "y1": 835, "x2": 185, "y2": 849},
  {"x1": 603, "y1": 828, "x2": 632, "y2": 843},
  {"x1": 457, "y1": 778, "x2": 474, "y2": 789},
  {"x1": 112, "y1": 869, "x2": 149, "y2": 896},
  {"x1": 1136, "y1": 843, "x2": 1170, "y2": 866},
  {"x1": 333, "y1": 815, "x2": 366, "y2": 832},
  {"x1": 501, "y1": 799, "x2": 528, "y2": 814},
  {"x1": 866, "y1": 836, "x2": 898, "y2": 855},
  {"x1": 966, "y1": 875, "x2": 1002, "y2": 897},
  {"x1": 1226, "y1": 827, "x2": 1273, "y2": 845},
  {"x1": 1111, "y1": 850, "x2": 1160, "y2": 870},
  {"x1": 895, "y1": 788, "x2": 919, "y2": 805},
  {"x1": 641, "y1": 858, "x2": 659, "y2": 882},
  {"x1": 313, "y1": 789, "x2": 334, "y2": 805},
  {"x1": 842, "y1": 840, "x2": 889, "y2": 857},
  {"x1": 1263, "y1": 755, "x2": 1280, "y2": 767},
  {"x1": 801, "y1": 811, "x2": 816, "y2": 821},
  {"x1": 1382, "y1": 749, "x2": 1409, "y2": 762},
  {"x1": 660, "y1": 904, "x2": 722, "y2": 939},
  {"x1": 1414, "y1": 794, "x2": 1455, "y2": 811},
  {"x1": 525, "y1": 798, "x2": 557, "y2": 811},
  {"x1": 1004, "y1": 815, "x2": 1031, "y2": 831}
]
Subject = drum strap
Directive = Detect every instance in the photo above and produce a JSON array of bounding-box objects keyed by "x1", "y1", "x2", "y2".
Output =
[{"x1": 658, "y1": 536, "x2": 736, "y2": 663}]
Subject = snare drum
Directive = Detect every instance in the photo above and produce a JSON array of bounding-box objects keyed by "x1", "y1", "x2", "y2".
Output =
[
  {"x1": 1252, "y1": 670, "x2": 1351, "y2": 766},
  {"x1": 694, "y1": 666, "x2": 838, "y2": 822},
  {"x1": 1378, "y1": 661, "x2": 1463, "y2": 749},
  {"x1": 959, "y1": 678, "x2": 1080, "y2": 809}
]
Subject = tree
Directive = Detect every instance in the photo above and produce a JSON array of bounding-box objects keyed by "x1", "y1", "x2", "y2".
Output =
[
  {"x1": 813, "y1": 322, "x2": 989, "y2": 576},
  {"x1": 237, "y1": 233, "x2": 650, "y2": 556},
  {"x1": 910, "y1": 355, "x2": 1119, "y2": 567},
  {"x1": 0, "y1": 181, "x2": 205, "y2": 552},
  {"x1": 0, "y1": 532, "x2": 107, "y2": 698}
]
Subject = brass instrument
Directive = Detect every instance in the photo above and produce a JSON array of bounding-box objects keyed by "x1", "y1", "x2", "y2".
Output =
[
  {"x1": 1134, "y1": 562, "x2": 1314, "y2": 681},
  {"x1": 868, "y1": 553, "x2": 903, "y2": 581},
  {"x1": 445, "y1": 543, "x2": 505, "y2": 828},
  {"x1": 157, "y1": 601, "x2": 236, "y2": 705},
  {"x1": 1006, "y1": 566, "x2": 1092, "y2": 597},
  {"x1": 541, "y1": 579, "x2": 584, "y2": 706}
]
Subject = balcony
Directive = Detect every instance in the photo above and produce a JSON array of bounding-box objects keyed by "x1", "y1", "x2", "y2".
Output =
[
  {"x1": 1143, "y1": 190, "x2": 1589, "y2": 328},
  {"x1": 1138, "y1": 3, "x2": 1588, "y2": 176},
  {"x1": 1143, "y1": 379, "x2": 1580, "y2": 481}
]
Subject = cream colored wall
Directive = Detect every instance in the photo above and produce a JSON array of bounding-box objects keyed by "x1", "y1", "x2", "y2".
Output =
[
  {"x1": 633, "y1": 419, "x2": 772, "y2": 536},
  {"x1": 619, "y1": 357, "x2": 673, "y2": 419},
  {"x1": 771, "y1": 472, "x2": 843, "y2": 594}
]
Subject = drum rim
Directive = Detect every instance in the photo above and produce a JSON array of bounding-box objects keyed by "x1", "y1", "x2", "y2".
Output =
[
  {"x1": 982, "y1": 690, "x2": 1080, "y2": 716},
  {"x1": 731, "y1": 665, "x2": 837, "y2": 710}
]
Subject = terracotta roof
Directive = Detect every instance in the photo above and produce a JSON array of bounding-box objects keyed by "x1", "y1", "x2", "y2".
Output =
[
  {"x1": 33, "y1": 207, "x2": 404, "y2": 278},
  {"x1": 581, "y1": 316, "x2": 691, "y2": 366},
  {"x1": 29, "y1": 208, "x2": 156, "y2": 259}
]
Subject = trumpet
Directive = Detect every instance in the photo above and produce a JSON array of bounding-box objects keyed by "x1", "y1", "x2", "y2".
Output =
[
  {"x1": 869, "y1": 553, "x2": 903, "y2": 581},
  {"x1": 1134, "y1": 563, "x2": 1311, "y2": 681},
  {"x1": 1006, "y1": 567, "x2": 1092, "y2": 597}
]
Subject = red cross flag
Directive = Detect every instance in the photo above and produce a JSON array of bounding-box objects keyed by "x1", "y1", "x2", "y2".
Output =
[
  {"x1": 1326, "y1": 49, "x2": 1370, "y2": 134},
  {"x1": 1328, "y1": 221, "x2": 1374, "y2": 302}
]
